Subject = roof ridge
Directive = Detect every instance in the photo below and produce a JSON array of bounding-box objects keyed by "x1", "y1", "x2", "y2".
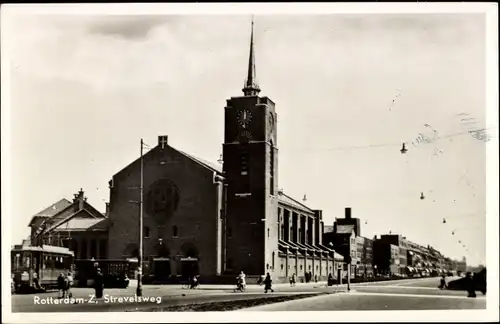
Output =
[
  {"x1": 34, "y1": 198, "x2": 72, "y2": 216},
  {"x1": 278, "y1": 191, "x2": 314, "y2": 212},
  {"x1": 175, "y1": 148, "x2": 222, "y2": 174}
]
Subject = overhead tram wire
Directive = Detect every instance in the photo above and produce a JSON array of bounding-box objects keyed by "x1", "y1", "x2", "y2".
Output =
[{"x1": 280, "y1": 126, "x2": 498, "y2": 155}]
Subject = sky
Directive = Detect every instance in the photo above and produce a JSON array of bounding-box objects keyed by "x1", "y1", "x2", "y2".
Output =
[{"x1": 2, "y1": 9, "x2": 496, "y2": 266}]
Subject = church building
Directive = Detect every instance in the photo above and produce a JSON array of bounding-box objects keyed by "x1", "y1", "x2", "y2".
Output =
[{"x1": 106, "y1": 21, "x2": 342, "y2": 283}]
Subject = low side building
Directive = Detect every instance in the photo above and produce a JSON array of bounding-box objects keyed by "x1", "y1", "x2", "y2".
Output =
[{"x1": 29, "y1": 189, "x2": 109, "y2": 260}]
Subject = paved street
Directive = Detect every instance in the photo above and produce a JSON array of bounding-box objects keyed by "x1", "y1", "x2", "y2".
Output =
[
  {"x1": 11, "y1": 280, "x2": 327, "y2": 312},
  {"x1": 11, "y1": 277, "x2": 485, "y2": 312},
  {"x1": 243, "y1": 277, "x2": 487, "y2": 311}
]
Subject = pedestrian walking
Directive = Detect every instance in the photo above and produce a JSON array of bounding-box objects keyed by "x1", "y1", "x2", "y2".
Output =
[
  {"x1": 327, "y1": 273, "x2": 334, "y2": 286},
  {"x1": 57, "y1": 273, "x2": 66, "y2": 298},
  {"x1": 290, "y1": 273, "x2": 296, "y2": 287},
  {"x1": 66, "y1": 272, "x2": 74, "y2": 298},
  {"x1": 264, "y1": 272, "x2": 274, "y2": 293},
  {"x1": 235, "y1": 271, "x2": 246, "y2": 292},
  {"x1": 438, "y1": 275, "x2": 447, "y2": 290},
  {"x1": 94, "y1": 268, "x2": 104, "y2": 299},
  {"x1": 465, "y1": 272, "x2": 476, "y2": 298}
]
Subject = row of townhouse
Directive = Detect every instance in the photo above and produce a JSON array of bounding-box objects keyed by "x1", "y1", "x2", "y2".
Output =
[{"x1": 323, "y1": 208, "x2": 467, "y2": 278}]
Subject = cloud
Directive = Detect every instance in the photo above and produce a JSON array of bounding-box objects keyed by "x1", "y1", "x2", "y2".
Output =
[{"x1": 85, "y1": 15, "x2": 176, "y2": 40}]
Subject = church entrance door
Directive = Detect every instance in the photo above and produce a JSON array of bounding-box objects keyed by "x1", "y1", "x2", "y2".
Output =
[
  {"x1": 153, "y1": 258, "x2": 171, "y2": 281},
  {"x1": 180, "y1": 258, "x2": 199, "y2": 279}
]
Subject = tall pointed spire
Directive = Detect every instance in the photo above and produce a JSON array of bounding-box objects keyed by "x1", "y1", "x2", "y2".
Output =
[{"x1": 242, "y1": 16, "x2": 261, "y2": 96}]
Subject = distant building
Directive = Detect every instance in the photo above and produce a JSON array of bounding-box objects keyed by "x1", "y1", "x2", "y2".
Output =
[
  {"x1": 323, "y1": 222, "x2": 357, "y2": 277},
  {"x1": 375, "y1": 234, "x2": 451, "y2": 276},
  {"x1": 333, "y1": 208, "x2": 361, "y2": 237},
  {"x1": 355, "y1": 236, "x2": 374, "y2": 277},
  {"x1": 28, "y1": 189, "x2": 108, "y2": 259}
]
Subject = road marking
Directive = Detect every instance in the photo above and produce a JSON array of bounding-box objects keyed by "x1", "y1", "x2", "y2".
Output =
[{"x1": 350, "y1": 291, "x2": 486, "y2": 300}]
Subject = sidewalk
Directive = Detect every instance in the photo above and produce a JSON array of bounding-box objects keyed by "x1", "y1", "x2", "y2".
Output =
[{"x1": 195, "y1": 281, "x2": 329, "y2": 290}]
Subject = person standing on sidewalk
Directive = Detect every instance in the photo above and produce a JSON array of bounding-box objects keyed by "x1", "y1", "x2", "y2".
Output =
[
  {"x1": 291, "y1": 273, "x2": 296, "y2": 287},
  {"x1": 264, "y1": 273, "x2": 274, "y2": 293},
  {"x1": 66, "y1": 272, "x2": 74, "y2": 298},
  {"x1": 94, "y1": 268, "x2": 104, "y2": 299}
]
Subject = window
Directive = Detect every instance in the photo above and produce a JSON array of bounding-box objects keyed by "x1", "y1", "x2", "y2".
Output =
[
  {"x1": 267, "y1": 228, "x2": 270, "y2": 238},
  {"x1": 172, "y1": 225, "x2": 178, "y2": 238},
  {"x1": 240, "y1": 152, "x2": 249, "y2": 175},
  {"x1": 300, "y1": 265, "x2": 303, "y2": 270},
  {"x1": 145, "y1": 226, "x2": 151, "y2": 238},
  {"x1": 281, "y1": 264, "x2": 284, "y2": 270},
  {"x1": 272, "y1": 252, "x2": 275, "y2": 269}
]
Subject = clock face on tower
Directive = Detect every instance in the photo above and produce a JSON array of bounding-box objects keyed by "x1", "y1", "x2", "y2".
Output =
[{"x1": 237, "y1": 109, "x2": 252, "y2": 128}]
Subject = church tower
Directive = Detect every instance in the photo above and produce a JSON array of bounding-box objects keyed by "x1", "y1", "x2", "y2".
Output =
[{"x1": 222, "y1": 18, "x2": 279, "y2": 275}]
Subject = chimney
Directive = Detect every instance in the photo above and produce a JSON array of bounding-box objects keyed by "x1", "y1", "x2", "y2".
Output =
[
  {"x1": 105, "y1": 202, "x2": 110, "y2": 217},
  {"x1": 73, "y1": 188, "x2": 85, "y2": 211},
  {"x1": 345, "y1": 207, "x2": 352, "y2": 219}
]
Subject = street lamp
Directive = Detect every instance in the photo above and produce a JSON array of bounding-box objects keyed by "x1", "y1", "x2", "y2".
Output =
[
  {"x1": 128, "y1": 139, "x2": 146, "y2": 297},
  {"x1": 400, "y1": 143, "x2": 408, "y2": 154}
]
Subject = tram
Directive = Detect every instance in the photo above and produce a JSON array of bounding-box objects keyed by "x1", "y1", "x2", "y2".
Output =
[{"x1": 11, "y1": 244, "x2": 74, "y2": 293}]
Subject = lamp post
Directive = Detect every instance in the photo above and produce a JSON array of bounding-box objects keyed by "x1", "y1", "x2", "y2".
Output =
[
  {"x1": 137, "y1": 138, "x2": 145, "y2": 297},
  {"x1": 347, "y1": 255, "x2": 351, "y2": 292}
]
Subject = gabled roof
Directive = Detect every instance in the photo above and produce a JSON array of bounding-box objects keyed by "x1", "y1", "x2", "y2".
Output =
[
  {"x1": 336, "y1": 224, "x2": 355, "y2": 235},
  {"x1": 28, "y1": 199, "x2": 73, "y2": 225},
  {"x1": 113, "y1": 143, "x2": 223, "y2": 180},
  {"x1": 277, "y1": 191, "x2": 314, "y2": 214},
  {"x1": 52, "y1": 217, "x2": 107, "y2": 231},
  {"x1": 47, "y1": 208, "x2": 105, "y2": 233},
  {"x1": 176, "y1": 149, "x2": 222, "y2": 174}
]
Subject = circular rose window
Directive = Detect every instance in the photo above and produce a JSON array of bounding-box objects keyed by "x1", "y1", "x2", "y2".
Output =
[{"x1": 145, "y1": 179, "x2": 180, "y2": 224}]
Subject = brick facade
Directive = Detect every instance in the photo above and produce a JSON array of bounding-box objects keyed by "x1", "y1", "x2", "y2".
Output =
[{"x1": 107, "y1": 142, "x2": 224, "y2": 280}]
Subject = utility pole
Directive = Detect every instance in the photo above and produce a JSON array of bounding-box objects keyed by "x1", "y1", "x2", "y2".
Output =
[
  {"x1": 137, "y1": 138, "x2": 144, "y2": 297},
  {"x1": 347, "y1": 261, "x2": 351, "y2": 292}
]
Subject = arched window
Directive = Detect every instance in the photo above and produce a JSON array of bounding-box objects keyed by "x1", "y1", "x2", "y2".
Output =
[
  {"x1": 145, "y1": 226, "x2": 151, "y2": 238},
  {"x1": 272, "y1": 251, "x2": 275, "y2": 269},
  {"x1": 180, "y1": 242, "x2": 199, "y2": 258},
  {"x1": 172, "y1": 225, "x2": 178, "y2": 238}
]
